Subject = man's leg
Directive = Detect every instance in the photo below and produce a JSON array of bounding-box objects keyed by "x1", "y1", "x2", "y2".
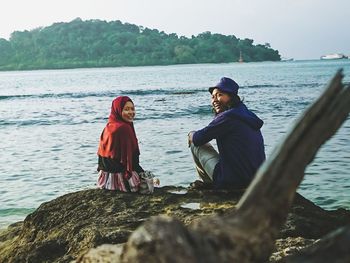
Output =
[{"x1": 190, "y1": 142, "x2": 219, "y2": 183}]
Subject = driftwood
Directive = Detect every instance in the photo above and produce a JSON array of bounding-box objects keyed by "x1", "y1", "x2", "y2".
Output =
[
  {"x1": 281, "y1": 225, "x2": 350, "y2": 263},
  {"x1": 120, "y1": 71, "x2": 350, "y2": 263}
]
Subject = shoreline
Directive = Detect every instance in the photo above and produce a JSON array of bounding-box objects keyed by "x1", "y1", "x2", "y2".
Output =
[{"x1": 1, "y1": 59, "x2": 349, "y2": 73}]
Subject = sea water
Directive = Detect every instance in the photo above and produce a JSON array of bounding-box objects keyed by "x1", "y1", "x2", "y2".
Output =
[{"x1": 1, "y1": 60, "x2": 350, "y2": 228}]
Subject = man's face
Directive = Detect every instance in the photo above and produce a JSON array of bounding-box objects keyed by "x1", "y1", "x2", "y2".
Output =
[{"x1": 211, "y1": 88, "x2": 232, "y2": 114}]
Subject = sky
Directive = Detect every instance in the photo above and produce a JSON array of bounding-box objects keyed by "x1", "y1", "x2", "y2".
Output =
[{"x1": 0, "y1": 0, "x2": 349, "y2": 60}]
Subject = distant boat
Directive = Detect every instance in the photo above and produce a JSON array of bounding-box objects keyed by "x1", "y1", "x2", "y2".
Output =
[
  {"x1": 320, "y1": 53, "x2": 348, "y2": 60},
  {"x1": 281, "y1": 57, "x2": 294, "y2": 62}
]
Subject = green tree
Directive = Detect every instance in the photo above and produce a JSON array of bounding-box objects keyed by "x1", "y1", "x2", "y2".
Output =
[{"x1": 0, "y1": 18, "x2": 281, "y2": 71}]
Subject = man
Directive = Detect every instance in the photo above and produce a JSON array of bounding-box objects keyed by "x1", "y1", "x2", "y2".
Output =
[{"x1": 188, "y1": 77, "x2": 265, "y2": 189}]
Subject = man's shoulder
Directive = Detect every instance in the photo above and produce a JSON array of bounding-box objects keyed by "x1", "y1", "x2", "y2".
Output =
[
  {"x1": 210, "y1": 111, "x2": 235, "y2": 126},
  {"x1": 219, "y1": 108, "x2": 240, "y2": 120}
]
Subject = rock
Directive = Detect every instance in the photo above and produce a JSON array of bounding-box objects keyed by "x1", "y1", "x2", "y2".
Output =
[
  {"x1": 0, "y1": 186, "x2": 349, "y2": 263},
  {"x1": 76, "y1": 244, "x2": 123, "y2": 263},
  {"x1": 281, "y1": 194, "x2": 350, "y2": 239},
  {"x1": 279, "y1": 226, "x2": 350, "y2": 263},
  {"x1": 270, "y1": 237, "x2": 316, "y2": 262}
]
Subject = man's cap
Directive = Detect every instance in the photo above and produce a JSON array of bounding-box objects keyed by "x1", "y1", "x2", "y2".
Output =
[{"x1": 209, "y1": 77, "x2": 239, "y2": 95}]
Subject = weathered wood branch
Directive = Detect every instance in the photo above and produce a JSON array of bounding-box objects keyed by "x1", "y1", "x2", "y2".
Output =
[
  {"x1": 120, "y1": 71, "x2": 350, "y2": 263},
  {"x1": 281, "y1": 225, "x2": 350, "y2": 263}
]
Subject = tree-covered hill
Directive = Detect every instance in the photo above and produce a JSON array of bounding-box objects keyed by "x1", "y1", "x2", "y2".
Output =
[{"x1": 0, "y1": 18, "x2": 280, "y2": 70}]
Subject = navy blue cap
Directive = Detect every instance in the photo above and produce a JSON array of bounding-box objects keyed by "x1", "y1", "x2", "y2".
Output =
[{"x1": 209, "y1": 77, "x2": 239, "y2": 95}]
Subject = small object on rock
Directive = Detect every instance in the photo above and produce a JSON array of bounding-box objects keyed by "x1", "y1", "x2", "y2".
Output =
[
  {"x1": 154, "y1": 178, "x2": 160, "y2": 186},
  {"x1": 189, "y1": 180, "x2": 213, "y2": 190}
]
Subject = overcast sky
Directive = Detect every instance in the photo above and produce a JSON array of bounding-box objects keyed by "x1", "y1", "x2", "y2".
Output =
[{"x1": 1, "y1": 0, "x2": 349, "y2": 60}]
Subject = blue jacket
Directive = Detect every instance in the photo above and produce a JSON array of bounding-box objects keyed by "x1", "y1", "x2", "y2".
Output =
[{"x1": 192, "y1": 102, "x2": 265, "y2": 189}]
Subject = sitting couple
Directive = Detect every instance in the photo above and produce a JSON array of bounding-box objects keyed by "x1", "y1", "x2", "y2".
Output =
[{"x1": 97, "y1": 77, "x2": 265, "y2": 193}]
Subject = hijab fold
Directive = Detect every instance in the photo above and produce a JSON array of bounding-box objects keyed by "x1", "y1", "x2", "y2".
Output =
[{"x1": 97, "y1": 96, "x2": 139, "y2": 178}]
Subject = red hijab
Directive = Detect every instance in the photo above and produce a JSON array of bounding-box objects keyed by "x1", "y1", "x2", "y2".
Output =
[{"x1": 97, "y1": 96, "x2": 140, "y2": 175}]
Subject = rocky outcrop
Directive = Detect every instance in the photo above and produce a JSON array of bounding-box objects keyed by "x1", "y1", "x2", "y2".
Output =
[{"x1": 0, "y1": 186, "x2": 349, "y2": 263}]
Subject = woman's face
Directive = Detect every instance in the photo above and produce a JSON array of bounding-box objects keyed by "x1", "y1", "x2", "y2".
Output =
[{"x1": 121, "y1": 101, "x2": 135, "y2": 122}]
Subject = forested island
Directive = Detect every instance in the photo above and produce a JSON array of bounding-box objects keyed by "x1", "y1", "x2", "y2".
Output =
[{"x1": 0, "y1": 18, "x2": 281, "y2": 71}]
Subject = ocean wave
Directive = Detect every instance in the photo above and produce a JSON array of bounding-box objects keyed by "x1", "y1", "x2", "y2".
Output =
[
  {"x1": 136, "y1": 105, "x2": 212, "y2": 120},
  {"x1": 0, "y1": 119, "x2": 90, "y2": 127},
  {"x1": 0, "y1": 91, "x2": 118, "y2": 101},
  {"x1": 126, "y1": 89, "x2": 202, "y2": 96},
  {"x1": 242, "y1": 83, "x2": 321, "y2": 89},
  {"x1": 1, "y1": 83, "x2": 323, "y2": 101},
  {"x1": 0, "y1": 106, "x2": 211, "y2": 127},
  {"x1": 0, "y1": 89, "x2": 204, "y2": 101},
  {"x1": 243, "y1": 84, "x2": 281, "y2": 89}
]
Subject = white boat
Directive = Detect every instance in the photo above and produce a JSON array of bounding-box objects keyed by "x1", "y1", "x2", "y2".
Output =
[
  {"x1": 281, "y1": 57, "x2": 294, "y2": 62},
  {"x1": 320, "y1": 53, "x2": 348, "y2": 60}
]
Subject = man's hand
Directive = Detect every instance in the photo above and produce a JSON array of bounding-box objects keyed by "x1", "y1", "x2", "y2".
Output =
[{"x1": 188, "y1": 131, "x2": 195, "y2": 147}]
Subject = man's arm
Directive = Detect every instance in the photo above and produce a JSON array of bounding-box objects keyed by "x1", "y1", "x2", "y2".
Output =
[{"x1": 189, "y1": 114, "x2": 232, "y2": 146}]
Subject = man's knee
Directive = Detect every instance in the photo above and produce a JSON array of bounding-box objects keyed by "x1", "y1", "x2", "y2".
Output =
[{"x1": 190, "y1": 142, "x2": 199, "y2": 156}]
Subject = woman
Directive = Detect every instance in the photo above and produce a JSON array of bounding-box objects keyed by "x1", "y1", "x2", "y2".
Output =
[{"x1": 97, "y1": 96, "x2": 143, "y2": 192}]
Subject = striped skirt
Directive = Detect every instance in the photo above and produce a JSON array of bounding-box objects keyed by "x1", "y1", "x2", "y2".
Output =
[{"x1": 97, "y1": 170, "x2": 140, "y2": 192}]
